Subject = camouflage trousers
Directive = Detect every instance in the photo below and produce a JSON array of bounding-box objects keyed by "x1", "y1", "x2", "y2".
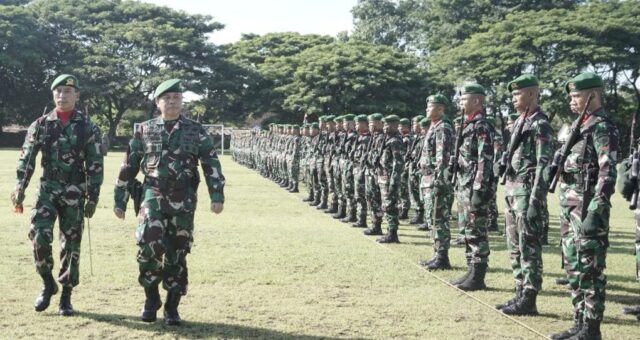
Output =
[
  {"x1": 421, "y1": 177, "x2": 453, "y2": 252},
  {"x1": 504, "y1": 185, "x2": 543, "y2": 291},
  {"x1": 28, "y1": 182, "x2": 85, "y2": 287},
  {"x1": 635, "y1": 208, "x2": 640, "y2": 281},
  {"x1": 560, "y1": 189, "x2": 609, "y2": 322},
  {"x1": 324, "y1": 157, "x2": 334, "y2": 202},
  {"x1": 341, "y1": 160, "x2": 355, "y2": 213},
  {"x1": 457, "y1": 186, "x2": 490, "y2": 264},
  {"x1": 398, "y1": 167, "x2": 411, "y2": 212},
  {"x1": 379, "y1": 174, "x2": 400, "y2": 231},
  {"x1": 331, "y1": 159, "x2": 342, "y2": 205},
  {"x1": 136, "y1": 187, "x2": 195, "y2": 294},
  {"x1": 365, "y1": 169, "x2": 383, "y2": 224},
  {"x1": 408, "y1": 166, "x2": 423, "y2": 213},
  {"x1": 288, "y1": 156, "x2": 300, "y2": 185},
  {"x1": 354, "y1": 166, "x2": 368, "y2": 222},
  {"x1": 316, "y1": 159, "x2": 327, "y2": 202},
  {"x1": 488, "y1": 178, "x2": 499, "y2": 229}
]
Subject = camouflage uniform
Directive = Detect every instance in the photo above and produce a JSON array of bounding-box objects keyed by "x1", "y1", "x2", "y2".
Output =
[
  {"x1": 341, "y1": 119, "x2": 358, "y2": 221},
  {"x1": 352, "y1": 121, "x2": 372, "y2": 228},
  {"x1": 17, "y1": 109, "x2": 104, "y2": 288},
  {"x1": 408, "y1": 119, "x2": 426, "y2": 224},
  {"x1": 114, "y1": 115, "x2": 225, "y2": 294},
  {"x1": 398, "y1": 130, "x2": 414, "y2": 216},
  {"x1": 366, "y1": 129, "x2": 385, "y2": 230}
]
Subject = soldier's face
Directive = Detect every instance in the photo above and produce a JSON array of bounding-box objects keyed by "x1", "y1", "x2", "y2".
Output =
[
  {"x1": 370, "y1": 120, "x2": 383, "y2": 132},
  {"x1": 311, "y1": 128, "x2": 319, "y2": 136},
  {"x1": 156, "y1": 92, "x2": 183, "y2": 118},
  {"x1": 320, "y1": 122, "x2": 327, "y2": 130},
  {"x1": 426, "y1": 103, "x2": 444, "y2": 120},
  {"x1": 400, "y1": 125, "x2": 411, "y2": 135},
  {"x1": 357, "y1": 121, "x2": 369, "y2": 133},
  {"x1": 328, "y1": 122, "x2": 336, "y2": 131},
  {"x1": 384, "y1": 123, "x2": 398, "y2": 134},
  {"x1": 570, "y1": 90, "x2": 597, "y2": 114},
  {"x1": 52, "y1": 86, "x2": 79, "y2": 112},
  {"x1": 412, "y1": 123, "x2": 420, "y2": 133},
  {"x1": 460, "y1": 94, "x2": 482, "y2": 113}
]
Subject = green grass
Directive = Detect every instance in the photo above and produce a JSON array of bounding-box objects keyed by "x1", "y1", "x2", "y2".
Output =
[{"x1": 0, "y1": 149, "x2": 638, "y2": 339}]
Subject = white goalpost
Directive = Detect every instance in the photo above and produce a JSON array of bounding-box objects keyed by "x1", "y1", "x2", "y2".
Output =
[{"x1": 133, "y1": 123, "x2": 228, "y2": 155}]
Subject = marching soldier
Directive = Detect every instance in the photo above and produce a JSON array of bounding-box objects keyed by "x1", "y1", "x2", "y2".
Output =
[
  {"x1": 418, "y1": 95, "x2": 455, "y2": 270},
  {"x1": 550, "y1": 73, "x2": 619, "y2": 340},
  {"x1": 11, "y1": 74, "x2": 105, "y2": 316},
  {"x1": 113, "y1": 79, "x2": 225, "y2": 326},
  {"x1": 449, "y1": 84, "x2": 494, "y2": 291},
  {"x1": 496, "y1": 75, "x2": 553, "y2": 316}
]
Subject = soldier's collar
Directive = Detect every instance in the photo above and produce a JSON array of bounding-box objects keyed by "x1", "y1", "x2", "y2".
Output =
[{"x1": 46, "y1": 108, "x2": 83, "y2": 121}]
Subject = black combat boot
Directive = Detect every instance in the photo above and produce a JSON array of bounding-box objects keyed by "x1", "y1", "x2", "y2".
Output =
[
  {"x1": 34, "y1": 272, "x2": 58, "y2": 312},
  {"x1": 58, "y1": 286, "x2": 74, "y2": 316},
  {"x1": 622, "y1": 305, "x2": 640, "y2": 315},
  {"x1": 398, "y1": 208, "x2": 409, "y2": 220},
  {"x1": 409, "y1": 210, "x2": 424, "y2": 225},
  {"x1": 303, "y1": 190, "x2": 314, "y2": 202},
  {"x1": 341, "y1": 207, "x2": 357, "y2": 223},
  {"x1": 567, "y1": 319, "x2": 600, "y2": 340},
  {"x1": 289, "y1": 183, "x2": 299, "y2": 193},
  {"x1": 316, "y1": 195, "x2": 328, "y2": 209},
  {"x1": 450, "y1": 262, "x2": 472, "y2": 286},
  {"x1": 325, "y1": 201, "x2": 338, "y2": 214},
  {"x1": 501, "y1": 288, "x2": 538, "y2": 316},
  {"x1": 364, "y1": 220, "x2": 383, "y2": 235},
  {"x1": 352, "y1": 218, "x2": 367, "y2": 228},
  {"x1": 417, "y1": 223, "x2": 430, "y2": 232},
  {"x1": 377, "y1": 229, "x2": 399, "y2": 243},
  {"x1": 141, "y1": 285, "x2": 162, "y2": 322},
  {"x1": 163, "y1": 291, "x2": 182, "y2": 326},
  {"x1": 332, "y1": 204, "x2": 346, "y2": 219},
  {"x1": 426, "y1": 250, "x2": 452, "y2": 271},
  {"x1": 495, "y1": 285, "x2": 522, "y2": 310},
  {"x1": 456, "y1": 262, "x2": 487, "y2": 291},
  {"x1": 550, "y1": 312, "x2": 583, "y2": 340},
  {"x1": 418, "y1": 253, "x2": 438, "y2": 267},
  {"x1": 310, "y1": 192, "x2": 321, "y2": 206}
]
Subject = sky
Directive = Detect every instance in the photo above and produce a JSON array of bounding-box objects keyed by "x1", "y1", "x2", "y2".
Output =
[{"x1": 142, "y1": 0, "x2": 358, "y2": 45}]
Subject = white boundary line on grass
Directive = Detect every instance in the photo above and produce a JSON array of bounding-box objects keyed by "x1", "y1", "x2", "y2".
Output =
[{"x1": 363, "y1": 236, "x2": 550, "y2": 339}]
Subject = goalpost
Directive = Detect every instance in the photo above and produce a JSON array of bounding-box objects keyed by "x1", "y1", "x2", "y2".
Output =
[{"x1": 133, "y1": 123, "x2": 228, "y2": 155}]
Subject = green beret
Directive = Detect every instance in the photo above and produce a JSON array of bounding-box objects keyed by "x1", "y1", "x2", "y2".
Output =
[
  {"x1": 292, "y1": 125, "x2": 300, "y2": 129},
  {"x1": 319, "y1": 116, "x2": 329, "y2": 122},
  {"x1": 355, "y1": 114, "x2": 368, "y2": 122},
  {"x1": 382, "y1": 114, "x2": 400, "y2": 123},
  {"x1": 333, "y1": 115, "x2": 344, "y2": 123},
  {"x1": 368, "y1": 113, "x2": 384, "y2": 121},
  {"x1": 310, "y1": 122, "x2": 319, "y2": 129},
  {"x1": 427, "y1": 94, "x2": 450, "y2": 105},
  {"x1": 154, "y1": 79, "x2": 182, "y2": 98},
  {"x1": 419, "y1": 118, "x2": 430, "y2": 128},
  {"x1": 412, "y1": 115, "x2": 425, "y2": 122},
  {"x1": 461, "y1": 84, "x2": 486, "y2": 96},
  {"x1": 268, "y1": 123, "x2": 275, "y2": 127},
  {"x1": 325, "y1": 115, "x2": 335, "y2": 122},
  {"x1": 302, "y1": 124, "x2": 309, "y2": 129},
  {"x1": 342, "y1": 114, "x2": 355, "y2": 122},
  {"x1": 51, "y1": 74, "x2": 79, "y2": 91},
  {"x1": 507, "y1": 74, "x2": 539, "y2": 92},
  {"x1": 565, "y1": 72, "x2": 603, "y2": 93},
  {"x1": 399, "y1": 118, "x2": 411, "y2": 125}
]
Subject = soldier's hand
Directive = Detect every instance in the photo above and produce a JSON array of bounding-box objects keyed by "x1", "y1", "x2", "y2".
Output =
[
  {"x1": 470, "y1": 190, "x2": 484, "y2": 210},
  {"x1": 581, "y1": 211, "x2": 601, "y2": 238},
  {"x1": 211, "y1": 202, "x2": 224, "y2": 214},
  {"x1": 526, "y1": 202, "x2": 538, "y2": 221},
  {"x1": 84, "y1": 201, "x2": 97, "y2": 218},
  {"x1": 10, "y1": 190, "x2": 25, "y2": 207},
  {"x1": 114, "y1": 208, "x2": 125, "y2": 220}
]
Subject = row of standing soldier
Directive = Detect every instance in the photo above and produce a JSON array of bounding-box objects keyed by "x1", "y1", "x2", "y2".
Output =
[{"x1": 232, "y1": 72, "x2": 639, "y2": 340}]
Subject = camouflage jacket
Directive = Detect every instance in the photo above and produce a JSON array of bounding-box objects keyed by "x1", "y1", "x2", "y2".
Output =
[
  {"x1": 16, "y1": 109, "x2": 104, "y2": 205},
  {"x1": 114, "y1": 115, "x2": 225, "y2": 213},
  {"x1": 408, "y1": 134, "x2": 424, "y2": 169},
  {"x1": 505, "y1": 108, "x2": 554, "y2": 204},
  {"x1": 352, "y1": 132, "x2": 372, "y2": 168},
  {"x1": 343, "y1": 130, "x2": 358, "y2": 162},
  {"x1": 457, "y1": 112, "x2": 495, "y2": 191},
  {"x1": 367, "y1": 131, "x2": 386, "y2": 169},
  {"x1": 420, "y1": 118, "x2": 454, "y2": 183},
  {"x1": 377, "y1": 131, "x2": 406, "y2": 188},
  {"x1": 560, "y1": 108, "x2": 619, "y2": 214}
]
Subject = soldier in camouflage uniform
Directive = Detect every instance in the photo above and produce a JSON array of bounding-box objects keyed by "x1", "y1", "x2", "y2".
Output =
[
  {"x1": 408, "y1": 115, "x2": 426, "y2": 226},
  {"x1": 486, "y1": 115, "x2": 501, "y2": 233},
  {"x1": 451, "y1": 116, "x2": 466, "y2": 246},
  {"x1": 618, "y1": 140, "x2": 640, "y2": 322},
  {"x1": 549, "y1": 73, "x2": 619, "y2": 340},
  {"x1": 113, "y1": 79, "x2": 225, "y2": 326},
  {"x1": 301, "y1": 124, "x2": 315, "y2": 201},
  {"x1": 339, "y1": 114, "x2": 358, "y2": 223},
  {"x1": 372, "y1": 115, "x2": 406, "y2": 243},
  {"x1": 351, "y1": 115, "x2": 372, "y2": 228},
  {"x1": 331, "y1": 116, "x2": 346, "y2": 218},
  {"x1": 364, "y1": 113, "x2": 385, "y2": 236},
  {"x1": 308, "y1": 123, "x2": 322, "y2": 205},
  {"x1": 495, "y1": 75, "x2": 553, "y2": 316},
  {"x1": 449, "y1": 84, "x2": 494, "y2": 291},
  {"x1": 11, "y1": 74, "x2": 104, "y2": 316},
  {"x1": 313, "y1": 116, "x2": 331, "y2": 209},
  {"x1": 418, "y1": 95, "x2": 455, "y2": 270},
  {"x1": 398, "y1": 118, "x2": 413, "y2": 220},
  {"x1": 286, "y1": 125, "x2": 301, "y2": 193}
]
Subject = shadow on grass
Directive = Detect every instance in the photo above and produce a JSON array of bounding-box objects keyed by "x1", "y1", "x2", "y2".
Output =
[{"x1": 78, "y1": 311, "x2": 347, "y2": 340}]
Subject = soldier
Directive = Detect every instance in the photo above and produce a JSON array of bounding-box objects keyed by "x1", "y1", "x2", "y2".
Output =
[
  {"x1": 372, "y1": 115, "x2": 406, "y2": 243},
  {"x1": 364, "y1": 113, "x2": 385, "y2": 236},
  {"x1": 486, "y1": 115, "x2": 501, "y2": 233},
  {"x1": 418, "y1": 95, "x2": 455, "y2": 270},
  {"x1": 352, "y1": 114, "x2": 372, "y2": 228},
  {"x1": 11, "y1": 74, "x2": 105, "y2": 316},
  {"x1": 451, "y1": 116, "x2": 466, "y2": 246},
  {"x1": 339, "y1": 114, "x2": 358, "y2": 223},
  {"x1": 331, "y1": 116, "x2": 346, "y2": 218},
  {"x1": 549, "y1": 73, "x2": 619, "y2": 340},
  {"x1": 449, "y1": 84, "x2": 494, "y2": 291},
  {"x1": 408, "y1": 115, "x2": 426, "y2": 226},
  {"x1": 113, "y1": 79, "x2": 225, "y2": 326},
  {"x1": 313, "y1": 116, "x2": 331, "y2": 209},
  {"x1": 398, "y1": 118, "x2": 413, "y2": 219},
  {"x1": 309, "y1": 122, "x2": 322, "y2": 206},
  {"x1": 287, "y1": 125, "x2": 301, "y2": 193},
  {"x1": 495, "y1": 75, "x2": 553, "y2": 316}
]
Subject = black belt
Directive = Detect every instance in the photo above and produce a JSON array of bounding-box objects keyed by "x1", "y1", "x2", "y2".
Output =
[{"x1": 144, "y1": 176, "x2": 189, "y2": 190}]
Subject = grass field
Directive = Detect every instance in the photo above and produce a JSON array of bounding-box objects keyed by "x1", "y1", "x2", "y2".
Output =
[{"x1": 0, "y1": 149, "x2": 638, "y2": 339}]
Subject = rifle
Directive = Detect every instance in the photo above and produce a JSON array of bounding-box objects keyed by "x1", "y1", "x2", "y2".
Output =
[
  {"x1": 629, "y1": 105, "x2": 640, "y2": 209},
  {"x1": 548, "y1": 93, "x2": 594, "y2": 193},
  {"x1": 448, "y1": 109, "x2": 465, "y2": 185},
  {"x1": 499, "y1": 107, "x2": 529, "y2": 185},
  {"x1": 15, "y1": 106, "x2": 48, "y2": 214}
]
